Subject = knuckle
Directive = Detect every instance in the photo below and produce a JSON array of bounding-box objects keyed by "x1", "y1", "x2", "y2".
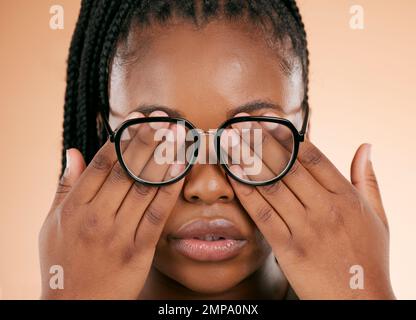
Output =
[
  {"x1": 91, "y1": 153, "x2": 113, "y2": 172},
  {"x1": 79, "y1": 210, "x2": 108, "y2": 241},
  {"x1": 131, "y1": 182, "x2": 155, "y2": 198},
  {"x1": 289, "y1": 242, "x2": 308, "y2": 260},
  {"x1": 84, "y1": 212, "x2": 100, "y2": 230},
  {"x1": 144, "y1": 205, "x2": 165, "y2": 226},
  {"x1": 109, "y1": 163, "x2": 130, "y2": 184},
  {"x1": 121, "y1": 245, "x2": 137, "y2": 264},
  {"x1": 365, "y1": 172, "x2": 380, "y2": 191},
  {"x1": 56, "y1": 180, "x2": 71, "y2": 195},
  {"x1": 301, "y1": 145, "x2": 323, "y2": 167},
  {"x1": 255, "y1": 205, "x2": 274, "y2": 224},
  {"x1": 261, "y1": 180, "x2": 283, "y2": 196}
]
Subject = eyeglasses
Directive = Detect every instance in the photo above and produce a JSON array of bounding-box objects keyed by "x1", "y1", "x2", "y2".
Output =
[{"x1": 100, "y1": 105, "x2": 309, "y2": 186}]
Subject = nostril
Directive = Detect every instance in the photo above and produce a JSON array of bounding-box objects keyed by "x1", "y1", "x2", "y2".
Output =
[
  {"x1": 191, "y1": 195, "x2": 199, "y2": 202},
  {"x1": 219, "y1": 196, "x2": 228, "y2": 201}
]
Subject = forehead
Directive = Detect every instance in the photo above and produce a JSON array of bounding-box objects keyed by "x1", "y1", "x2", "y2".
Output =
[{"x1": 109, "y1": 20, "x2": 303, "y2": 130}]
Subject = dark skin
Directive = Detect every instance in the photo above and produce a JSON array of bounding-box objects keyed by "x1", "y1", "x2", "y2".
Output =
[{"x1": 39, "y1": 19, "x2": 395, "y2": 299}]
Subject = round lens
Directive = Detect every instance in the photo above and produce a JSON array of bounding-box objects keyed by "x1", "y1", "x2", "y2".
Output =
[
  {"x1": 118, "y1": 120, "x2": 195, "y2": 184},
  {"x1": 219, "y1": 120, "x2": 295, "y2": 184}
]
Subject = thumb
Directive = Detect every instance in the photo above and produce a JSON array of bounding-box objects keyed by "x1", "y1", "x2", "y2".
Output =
[
  {"x1": 350, "y1": 143, "x2": 388, "y2": 227},
  {"x1": 52, "y1": 148, "x2": 86, "y2": 209}
]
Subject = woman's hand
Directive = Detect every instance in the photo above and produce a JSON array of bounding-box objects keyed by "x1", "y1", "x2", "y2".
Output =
[
  {"x1": 228, "y1": 128, "x2": 395, "y2": 299},
  {"x1": 39, "y1": 116, "x2": 184, "y2": 299}
]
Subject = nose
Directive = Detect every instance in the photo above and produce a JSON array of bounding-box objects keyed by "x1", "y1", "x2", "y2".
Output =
[{"x1": 183, "y1": 164, "x2": 235, "y2": 204}]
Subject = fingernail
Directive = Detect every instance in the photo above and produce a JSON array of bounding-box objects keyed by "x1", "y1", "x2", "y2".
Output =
[
  {"x1": 64, "y1": 149, "x2": 71, "y2": 177},
  {"x1": 233, "y1": 113, "x2": 252, "y2": 130},
  {"x1": 126, "y1": 111, "x2": 144, "y2": 120},
  {"x1": 234, "y1": 112, "x2": 251, "y2": 118},
  {"x1": 263, "y1": 112, "x2": 280, "y2": 130},
  {"x1": 149, "y1": 111, "x2": 169, "y2": 130}
]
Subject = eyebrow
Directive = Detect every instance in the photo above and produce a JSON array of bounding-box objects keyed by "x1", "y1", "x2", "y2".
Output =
[
  {"x1": 133, "y1": 104, "x2": 184, "y2": 118},
  {"x1": 132, "y1": 99, "x2": 289, "y2": 119},
  {"x1": 226, "y1": 100, "x2": 288, "y2": 118}
]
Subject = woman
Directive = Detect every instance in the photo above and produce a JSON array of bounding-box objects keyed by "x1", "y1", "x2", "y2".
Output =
[{"x1": 39, "y1": 0, "x2": 395, "y2": 299}]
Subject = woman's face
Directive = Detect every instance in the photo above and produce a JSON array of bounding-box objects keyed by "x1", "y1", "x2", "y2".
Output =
[{"x1": 108, "y1": 19, "x2": 304, "y2": 295}]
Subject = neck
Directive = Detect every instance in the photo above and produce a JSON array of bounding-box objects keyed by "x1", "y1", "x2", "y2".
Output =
[{"x1": 139, "y1": 253, "x2": 288, "y2": 299}]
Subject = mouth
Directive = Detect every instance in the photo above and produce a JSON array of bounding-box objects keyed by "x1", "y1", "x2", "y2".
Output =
[{"x1": 168, "y1": 218, "x2": 248, "y2": 262}]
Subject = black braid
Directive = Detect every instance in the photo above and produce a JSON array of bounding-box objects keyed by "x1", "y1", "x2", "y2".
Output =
[
  {"x1": 61, "y1": 0, "x2": 94, "y2": 175},
  {"x1": 76, "y1": 0, "x2": 105, "y2": 159},
  {"x1": 98, "y1": 0, "x2": 138, "y2": 129},
  {"x1": 60, "y1": 0, "x2": 309, "y2": 178}
]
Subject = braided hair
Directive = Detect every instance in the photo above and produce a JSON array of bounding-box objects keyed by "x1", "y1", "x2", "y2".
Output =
[{"x1": 61, "y1": 0, "x2": 309, "y2": 177}]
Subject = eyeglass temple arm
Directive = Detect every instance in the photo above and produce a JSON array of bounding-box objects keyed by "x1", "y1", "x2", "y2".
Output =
[
  {"x1": 299, "y1": 104, "x2": 310, "y2": 141},
  {"x1": 100, "y1": 109, "x2": 116, "y2": 142}
]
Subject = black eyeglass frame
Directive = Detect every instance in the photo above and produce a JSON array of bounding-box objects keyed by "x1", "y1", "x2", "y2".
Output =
[{"x1": 100, "y1": 104, "x2": 309, "y2": 187}]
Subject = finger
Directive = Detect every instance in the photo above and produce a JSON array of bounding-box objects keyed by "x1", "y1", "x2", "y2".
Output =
[
  {"x1": 256, "y1": 180, "x2": 307, "y2": 232},
  {"x1": 124, "y1": 111, "x2": 144, "y2": 141},
  {"x1": 66, "y1": 139, "x2": 118, "y2": 205},
  {"x1": 254, "y1": 121, "x2": 330, "y2": 207},
  {"x1": 351, "y1": 143, "x2": 388, "y2": 227},
  {"x1": 227, "y1": 119, "x2": 328, "y2": 208},
  {"x1": 220, "y1": 127, "x2": 275, "y2": 181},
  {"x1": 134, "y1": 163, "x2": 185, "y2": 250},
  {"x1": 115, "y1": 131, "x2": 186, "y2": 238},
  {"x1": 221, "y1": 127, "x2": 306, "y2": 229},
  {"x1": 51, "y1": 148, "x2": 86, "y2": 210},
  {"x1": 262, "y1": 111, "x2": 302, "y2": 149},
  {"x1": 296, "y1": 139, "x2": 351, "y2": 194},
  {"x1": 92, "y1": 111, "x2": 168, "y2": 215},
  {"x1": 260, "y1": 112, "x2": 351, "y2": 194},
  {"x1": 114, "y1": 163, "x2": 172, "y2": 227},
  {"x1": 236, "y1": 158, "x2": 307, "y2": 231},
  {"x1": 228, "y1": 165, "x2": 292, "y2": 246},
  {"x1": 122, "y1": 111, "x2": 170, "y2": 177},
  {"x1": 139, "y1": 123, "x2": 187, "y2": 183}
]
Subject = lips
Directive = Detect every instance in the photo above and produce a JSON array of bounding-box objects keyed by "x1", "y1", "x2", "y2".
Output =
[{"x1": 168, "y1": 219, "x2": 247, "y2": 262}]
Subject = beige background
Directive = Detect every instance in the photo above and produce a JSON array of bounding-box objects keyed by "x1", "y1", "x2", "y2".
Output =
[{"x1": 0, "y1": 0, "x2": 415, "y2": 299}]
